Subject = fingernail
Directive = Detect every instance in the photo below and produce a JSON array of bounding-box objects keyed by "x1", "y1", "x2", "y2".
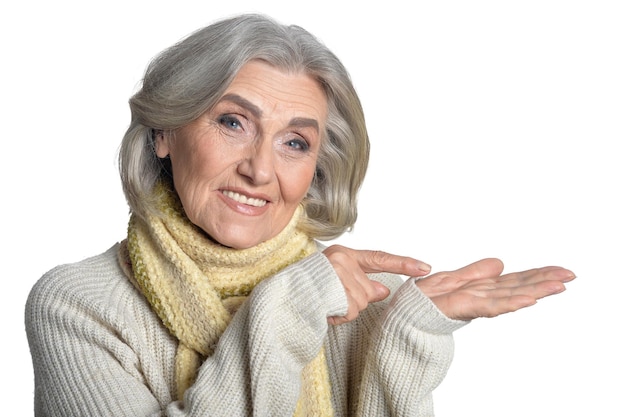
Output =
[
  {"x1": 418, "y1": 262, "x2": 431, "y2": 273},
  {"x1": 556, "y1": 269, "x2": 576, "y2": 281},
  {"x1": 551, "y1": 283, "x2": 566, "y2": 294}
]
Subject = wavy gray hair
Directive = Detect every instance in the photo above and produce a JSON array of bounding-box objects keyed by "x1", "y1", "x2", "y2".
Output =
[{"x1": 119, "y1": 14, "x2": 369, "y2": 241}]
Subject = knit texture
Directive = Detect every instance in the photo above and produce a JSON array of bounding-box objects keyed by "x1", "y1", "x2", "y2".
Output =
[
  {"x1": 26, "y1": 244, "x2": 468, "y2": 416},
  {"x1": 125, "y1": 182, "x2": 332, "y2": 415}
]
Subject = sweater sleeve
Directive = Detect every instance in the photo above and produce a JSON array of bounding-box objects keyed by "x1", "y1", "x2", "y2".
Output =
[
  {"x1": 175, "y1": 252, "x2": 347, "y2": 416},
  {"x1": 25, "y1": 247, "x2": 347, "y2": 417},
  {"x1": 25, "y1": 248, "x2": 168, "y2": 417},
  {"x1": 355, "y1": 275, "x2": 468, "y2": 416}
]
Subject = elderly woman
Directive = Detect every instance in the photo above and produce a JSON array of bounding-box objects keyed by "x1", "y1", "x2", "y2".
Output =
[{"x1": 25, "y1": 14, "x2": 574, "y2": 417}]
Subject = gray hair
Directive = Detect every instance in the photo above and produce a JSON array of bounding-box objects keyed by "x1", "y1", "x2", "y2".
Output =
[{"x1": 119, "y1": 13, "x2": 369, "y2": 240}]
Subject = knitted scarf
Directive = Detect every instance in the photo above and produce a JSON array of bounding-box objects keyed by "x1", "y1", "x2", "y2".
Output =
[{"x1": 122, "y1": 183, "x2": 333, "y2": 416}]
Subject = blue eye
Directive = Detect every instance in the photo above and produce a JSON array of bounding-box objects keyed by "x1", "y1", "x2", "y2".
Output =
[
  {"x1": 285, "y1": 138, "x2": 309, "y2": 152},
  {"x1": 219, "y1": 115, "x2": 242, "y2": 130}
]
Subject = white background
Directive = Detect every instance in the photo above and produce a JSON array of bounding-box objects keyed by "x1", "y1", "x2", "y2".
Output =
[{"x1": 2, "y1": 1, "x2": 624, "y2": 415}]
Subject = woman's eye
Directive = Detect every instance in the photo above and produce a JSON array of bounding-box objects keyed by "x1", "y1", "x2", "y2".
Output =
[
  {"x1": 285, "y1": 138, "x2": 310, "y2": 152},
  {"x1": 218, "y1": 115, "x2": 243, "y2": 130}
]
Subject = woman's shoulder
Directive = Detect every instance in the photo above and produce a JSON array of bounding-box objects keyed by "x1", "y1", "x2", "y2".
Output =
[{"x1": 26, "y1": 243, "x2": 135, "y2": 311}]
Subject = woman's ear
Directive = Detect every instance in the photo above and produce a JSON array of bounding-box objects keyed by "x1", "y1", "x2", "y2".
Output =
[{"x1": 154, "y1": 130, "x2": 171, "y2": 158}]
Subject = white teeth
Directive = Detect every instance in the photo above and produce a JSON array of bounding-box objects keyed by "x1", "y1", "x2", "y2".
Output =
[{"x1": 222, "y1": 190, "x2": 267, "y2": 207}]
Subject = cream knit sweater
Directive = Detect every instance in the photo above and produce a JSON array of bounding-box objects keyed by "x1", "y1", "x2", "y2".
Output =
[{"x1": 26, "y1": 243, "x2": 467, "y2": 416}]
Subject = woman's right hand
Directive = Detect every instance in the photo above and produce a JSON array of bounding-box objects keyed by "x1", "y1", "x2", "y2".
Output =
[{"x1": 323, "y1": 245, "x2": 431, "y2": 325}]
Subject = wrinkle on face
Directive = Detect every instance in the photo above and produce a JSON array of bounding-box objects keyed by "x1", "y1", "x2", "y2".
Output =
[{"x1": 155, "y1": 60, "x2": 328, "y2": 248}]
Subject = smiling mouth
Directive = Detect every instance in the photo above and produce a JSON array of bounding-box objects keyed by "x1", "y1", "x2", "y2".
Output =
[{"x1": 222, "y1": 190, "x2": 268, "y2": 207}]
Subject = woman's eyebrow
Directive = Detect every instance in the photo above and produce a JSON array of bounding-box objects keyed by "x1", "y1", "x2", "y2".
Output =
[
  {"x1": 219, "y1": 94, "x2": 262, "y2": 118},
  {"x1": 288, "y1": 117, "x2": 319, "y2": 133},
  {"x1": 220, "y1": 93, "x2": 319, "y2": 133}
]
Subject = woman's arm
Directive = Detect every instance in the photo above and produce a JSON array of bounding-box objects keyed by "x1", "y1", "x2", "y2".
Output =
[
  {"x1": 354, "y1": 276, "x2": 466, "y2": 416},
  {"x1": 25, "y1": 247, "x2": 348, "y2": 417},
  {"x1": 25, "y1": 249, "x2": 169, "y2": 417},
  {"x1": 177, "y1": 252, "x2": 348, "y2": 415},
  {"x1": 321, "y1": 246, "x2": 574, "y2": 416}
]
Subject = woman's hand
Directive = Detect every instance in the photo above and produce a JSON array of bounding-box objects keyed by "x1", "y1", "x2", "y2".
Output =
[
  {"x1": 323, "y1": 244, "x2": 432, "y2": 325},
  {"x1": 415, "y1": 258, "x2": 576, "y2": 321}
]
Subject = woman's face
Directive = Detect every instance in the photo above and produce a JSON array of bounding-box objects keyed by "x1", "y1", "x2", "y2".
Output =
[{"x1": 155, "y1": 60, "x2": 327, "y2": 249}]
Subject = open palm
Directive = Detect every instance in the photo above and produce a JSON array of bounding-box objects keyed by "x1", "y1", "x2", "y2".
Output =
[{"x1": 415, "y1": 258, "x2": 575, "y2": 321}]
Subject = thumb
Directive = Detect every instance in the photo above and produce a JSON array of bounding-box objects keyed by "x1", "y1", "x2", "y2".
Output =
[{"x1": 453, "y1": 258, "x2": 505, "y2": 280}]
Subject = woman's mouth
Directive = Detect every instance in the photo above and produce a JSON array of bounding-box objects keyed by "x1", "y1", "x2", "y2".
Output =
[{"x1": 221, "y1": 190, "x2": 268, "y2": 207}]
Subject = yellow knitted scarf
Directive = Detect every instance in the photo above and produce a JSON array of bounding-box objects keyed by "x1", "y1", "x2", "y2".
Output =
[{"x1": 123, "y1": 183, "x2": 333, "y2": 415}]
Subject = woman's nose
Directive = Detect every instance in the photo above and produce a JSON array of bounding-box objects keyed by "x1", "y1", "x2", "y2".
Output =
[{"x1": 236, "y1": 137, "x2": 275, "y2": 184}]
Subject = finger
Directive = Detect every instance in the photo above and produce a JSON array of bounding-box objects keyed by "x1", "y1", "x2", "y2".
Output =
[
  {"x1": 345, "y1": 274, "x2": 390, "y2": 306},
  {"x1": 480, "y1": 295, "x2": 539, "y2": 318},
  {"x1": 370, "y1": 280, "x2": 391, "y2": 302},
  {"x1": 500, "y1": 278, "x2": 567, "y2": 301},
  {"x1": 328, "y1": 315, "x2": 349, "y2": 325},
  {"x1": 484, "y1": 275, "x2": 570, "y2": 316},
  {"x1": 472, "y1": 277, "x2": 569, "y2": 318},
  {"x1": 356, "y1": 250, "x2": 432, "y2": 276},
  {"x1": 333, "y1": 262, "x2": 389, "y2": 303},
  {"x1": 499, "y1": 266, "x2": 576, "y2": 285}
]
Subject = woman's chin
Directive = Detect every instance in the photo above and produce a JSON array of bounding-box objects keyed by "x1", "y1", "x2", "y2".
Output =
[{"x1": 206, "y1": 230, "x2": 266, "y2": 250}]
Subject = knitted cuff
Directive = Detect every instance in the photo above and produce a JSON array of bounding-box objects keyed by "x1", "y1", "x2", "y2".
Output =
[
  {"x1": 382, "y1": 278, "x2": 469, "y2": 335},
  {"x1": 283, "y1": 252, "x2": 349, "y2": 322}
]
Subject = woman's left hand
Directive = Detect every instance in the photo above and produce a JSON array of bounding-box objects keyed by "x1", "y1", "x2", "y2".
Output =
[
  {"x1": 415, "y1": 258, "x2": 576, "y2": 321},
  {"x1": 323, "y1": 245, "x2": 432, "y2": 325}
]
